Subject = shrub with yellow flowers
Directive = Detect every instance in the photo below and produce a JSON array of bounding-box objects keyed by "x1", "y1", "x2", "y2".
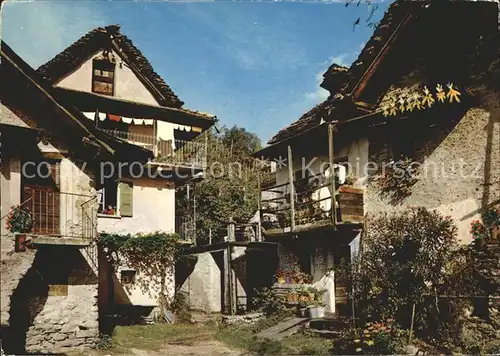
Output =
[{"x1": 332, "y1": 319, "x2": 409, "y2": 355}]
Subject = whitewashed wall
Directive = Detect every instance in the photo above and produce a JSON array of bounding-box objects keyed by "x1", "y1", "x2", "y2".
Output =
[
  {"x1": 56, "y1": 50, "x2": 159, "y2": 106},
  {"x1": 97, "y1": 177, "x2": 175, "y2": 235},
  {"x1": 0, "y1": 159, "x2": 21, "y2": 224}
]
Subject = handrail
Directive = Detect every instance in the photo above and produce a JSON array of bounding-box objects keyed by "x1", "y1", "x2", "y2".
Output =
[{"x1": 0, "y1": 196, "x2": 34, "y2": 221}]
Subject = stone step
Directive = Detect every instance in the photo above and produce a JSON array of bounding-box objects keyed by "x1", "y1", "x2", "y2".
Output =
[
  {"x1": 308, "y1": 328, "x2": 341, "y2": 339},
  {"x1": 309, "y1": 317, "x2": 350, "y2": 332}
]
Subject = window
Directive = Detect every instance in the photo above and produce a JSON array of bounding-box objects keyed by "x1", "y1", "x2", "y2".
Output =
[
  {"x1": 98, "y1": 180, "x2": 118, "y2": 215},
  {"x1": 92, "y1": 59, "x2": 115, "y2": 96},
  {"x1": 98, "y1": 181, "x2": 133, "y2": 217},
  {"x1": 120, "y1": 270, "x2": 136, "y2": 284}
]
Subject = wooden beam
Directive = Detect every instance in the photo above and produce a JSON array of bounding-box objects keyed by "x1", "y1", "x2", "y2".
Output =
[
  {"x1": 287, "y1": 145, "x2": 296, "y2": 232},
  {"x1": 350, "y1": 13, "x2": 413, "y2": 100},
  {"x1": 328, "y1": 124, "x2": 337, "y2": 228}
]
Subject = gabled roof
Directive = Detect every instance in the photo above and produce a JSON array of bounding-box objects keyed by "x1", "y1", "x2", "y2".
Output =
[
  {"x1": 268, "y1": 0, "x2": 498, "y2": 147},
  {"x1": 36, "y1": 25, "x2": 184, "y2": 108},
  {"x1": 1, "y1": 41, "x2": 153, "y2": 164}
]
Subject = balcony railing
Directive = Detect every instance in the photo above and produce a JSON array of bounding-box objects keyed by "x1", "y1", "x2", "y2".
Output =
[
  {"x1": 175, "y1": 215, "x2": 196, "y2": 243},
  {"x1": 100, "y1": 129, "x2": 207, "y2": 169},
  {"x1": 260, "y1": 172, "x2": 364, "y2": 234},
  {"x1": 21, "y1": 186, "x2": 98, "y2": 240}
]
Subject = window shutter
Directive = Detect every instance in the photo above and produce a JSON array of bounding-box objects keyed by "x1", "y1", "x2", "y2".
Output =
[{"x1": 119, "y1": 181, "x2": 133, "y2": 217}]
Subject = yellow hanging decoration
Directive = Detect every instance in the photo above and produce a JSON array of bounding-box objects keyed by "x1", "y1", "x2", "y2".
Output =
[
  {"x1": 382, "y1": 104, "x2": 390, "y2": 117},
  {"x1": 436, "y1": 84, "x2": 446, "y2": 103},
  {"x1": 406, "y1": 96, "x2": 414, "y2": 112},
  {"x1": 421, "y1": 86, "x2": 435, "y2": 108},
  {"x1": 389, "y1": 100, "x2": 397, "y2": 116},
  {"x1": 446, "y1": 83, "x2": 461, "y2": 103},
  {"x1": 412, "y1": 93, "x2": 422, "y2": 111},
  {"x1": 398, "y1": 96, "x2": 406, "y2": 113}
]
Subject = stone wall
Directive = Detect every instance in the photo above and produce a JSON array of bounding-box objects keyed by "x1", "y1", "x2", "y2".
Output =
[
  {"x1": 180, "y1": 251, "x2": 222, "y2": 313},
  {"x1": 24, "y1": 247, "x2": 98, "y2": 354},
  {"x1": 364, "y1": 93, "x2": 500, "y2": 244}
]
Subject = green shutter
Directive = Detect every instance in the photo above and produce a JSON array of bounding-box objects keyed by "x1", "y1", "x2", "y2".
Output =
[{"x1": 119, "y1": 181, "x2": 133, "y2": 217}]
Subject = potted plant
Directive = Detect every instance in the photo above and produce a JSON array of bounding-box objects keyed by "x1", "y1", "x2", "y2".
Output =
[
  {"x1": 307, "y1": 288, "x2": 326, "y2": 318},
  {"x1": 307, "y1": 300, "x2": 326, "y2": 318},
  {"x1": 470, "y1": 219, "x2": 487, "y2": 249},
  {"x1": 6, "y1": 206, "x2": 34, "y2": 252}
]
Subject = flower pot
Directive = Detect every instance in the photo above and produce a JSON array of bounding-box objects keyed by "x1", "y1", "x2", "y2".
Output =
[
  {"x1": 15, "y1": 234, "x2": 27, "y2": 252},
  {"x1": 298, "y1": 308, "x2": 307, "y2": 317},
  {"x1": 307, "y1": 306, "x2": 325, "y2": 318}
]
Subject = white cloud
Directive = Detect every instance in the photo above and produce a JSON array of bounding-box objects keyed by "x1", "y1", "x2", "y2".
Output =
[
  {"x1": 329, "y1": 53, "x2": 350, "y2": 67},
  {"x1": 1, "y1": 1, "x2": 107, "y2": 68},
  {"x1": 304, "y1": 68, "x2": 329, "y2": 103}
]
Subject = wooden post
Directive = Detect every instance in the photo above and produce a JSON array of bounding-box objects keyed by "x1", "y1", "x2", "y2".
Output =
[
  {"x1": 204, "y1": 130, "x2": 209, "y2": 170},
  {"x1": 227, "y1": 218, "x2": 235, "y2": 242},
  {"x1": 287, "y1": 145, "x2": 296, "y2": 231},
  {"x1": 257, "y1": 168, "x2": 262, "y2": 228},
  {"x1": 223, "y1": 247, "x2": 231, "y2": 314},
  {"x1": 409, "y1": 302, "x2": 416, "y2": 344},
  {"x1": 328, "y1": 124, "x2": 337, "y2": 228}
]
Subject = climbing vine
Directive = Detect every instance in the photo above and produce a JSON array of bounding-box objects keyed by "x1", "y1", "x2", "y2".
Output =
[
  {"x1": 99, "y1": 232, "x2": 190, "y2": 321},
  {"x1": 378, "y1": 156, "x2": 419, "y2": 205}
]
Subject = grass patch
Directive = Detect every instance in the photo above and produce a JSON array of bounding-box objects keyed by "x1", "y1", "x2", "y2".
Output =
[
  {"x1": 216, "y1": 315, "x2": 332, "y2": 355},
  {"x1": 89, "y1": 312, "x2": 332, "y2": 355},
  {"x1": 109, "y1": 323, "x2": 215, "y2": 352}
]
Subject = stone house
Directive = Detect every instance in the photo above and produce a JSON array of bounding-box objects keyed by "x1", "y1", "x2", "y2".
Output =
[
  {"x1": 254, "y1": 0, "x2": 499, "y2": 315},
  {"x1": 0, "y1": 41, "x2": 152, "y2": 354},
  {"x1": 34, "y1": 25, "x2": 216, "y2": 318}
]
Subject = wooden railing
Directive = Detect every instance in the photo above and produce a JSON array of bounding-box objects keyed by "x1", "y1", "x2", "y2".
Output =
[
  {"x1": 100, "y1": 128, "x2": 207, "y2": 169},
  {"x1": 260, "y1": 172, "x2": 364, "y2": 234}
]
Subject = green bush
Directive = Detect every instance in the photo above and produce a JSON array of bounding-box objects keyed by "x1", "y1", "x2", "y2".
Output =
[
  {"x1": 171, "y1": 291, "x2": 192, "y2": 323},
  {"x1": 332, "y1": 320, "x2": 408, "y2": 355},
  {"x1": 252, "y1": 287, "x2": 288, "y2": 316},
  {"x1": 350, "y1": 208, "x2": 489, "y2": 346}
]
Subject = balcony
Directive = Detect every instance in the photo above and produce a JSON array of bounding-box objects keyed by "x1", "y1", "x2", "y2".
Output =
[
  {"x1": 18, "y1": 187, "x2": 98, "y2": 245},
  {"x1": 175, "y1": 215, "x2": 196, "y2": 243},
  {"x1": 260, "y1": 173, "x2": 364, "y2": 236},
  {"x1": 100, "y1": 129, "x2": 207, "y2": 169}
]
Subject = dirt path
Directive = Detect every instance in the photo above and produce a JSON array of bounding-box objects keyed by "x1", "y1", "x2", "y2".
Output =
[
  {"x1": 126, "y1": 341, "x2": 244, "y2": 355},
  {"x1": 75, "y1": 340, "x2": 245, "y2": 356}
]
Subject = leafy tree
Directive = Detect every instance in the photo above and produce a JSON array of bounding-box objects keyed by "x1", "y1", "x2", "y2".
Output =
[
  {"x1": 220, "y1": 125, "x2": 262, "y2": 156},
  {"x1": 177, "y1": 127, "x2": 268, "y2": 244}
]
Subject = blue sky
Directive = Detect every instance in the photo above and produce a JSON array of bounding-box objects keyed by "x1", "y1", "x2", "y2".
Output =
[{"x1": 1, "y1": 0, "x2": 389, "y2": 144}]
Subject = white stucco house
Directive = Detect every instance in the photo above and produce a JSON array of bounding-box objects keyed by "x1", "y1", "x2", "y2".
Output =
[{"x1": 34, "y1": 25, "x2": 216, "y2": 315}]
